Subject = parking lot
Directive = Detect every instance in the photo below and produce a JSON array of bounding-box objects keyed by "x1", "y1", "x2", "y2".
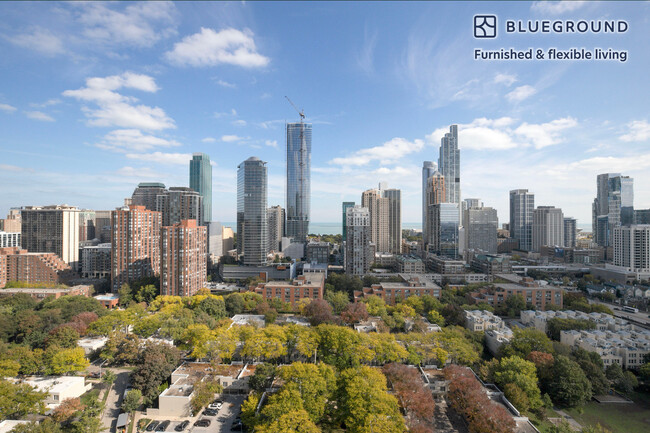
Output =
[{"x1": 140, "y1": 395, "x2": 246, "y2": 433}]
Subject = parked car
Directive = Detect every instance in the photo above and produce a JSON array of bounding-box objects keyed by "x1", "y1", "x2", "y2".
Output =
[
  {"x1": 203, "y1": 409, "x2": 218, "y2": 417},
  {"x1": 174, "y1": 420, "x2": 189, "y2": 432},
  {"x1": 194, "y1": 419, "x2": 211, "y2": 427},
  {"x1": 145, "y1": 421, "x2": 159, "y2": 432},
  {"x1": 208, "y1": 400, "x2": 223, "y2": 410},
  {"x1": 156, "y1": 420, "x2": 170, "y2": 432}
]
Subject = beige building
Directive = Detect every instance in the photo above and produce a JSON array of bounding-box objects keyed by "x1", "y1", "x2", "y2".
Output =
[
  {"x1": 111, "y1": 205, "x2": 161, "y2": 292},
  {"x1": 251, "y1": 273, "x2": 324, "y2": 305},
  {"x1": 161, "y1": 220, "x2": 207, "y2": 297},
  {"x1": 464, "y1": 309, "x2": 506, "y2": 332},
  {"x1": 0, "y1": 209, "x2": 21, "y2": 233},
  {"x1": 362, "y1": 188, "x2": 390, "y2": 253},
  {"x1": 532, "y1": 206, "x2": 564, "y2": 252},
  {"x1": 20, "y1": 205, "x2": 80, "y2": 270}
]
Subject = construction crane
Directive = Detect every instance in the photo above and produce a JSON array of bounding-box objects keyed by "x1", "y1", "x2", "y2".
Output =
[{"x1": 285, "y1": 96, "x2": 305, "y2": 122}]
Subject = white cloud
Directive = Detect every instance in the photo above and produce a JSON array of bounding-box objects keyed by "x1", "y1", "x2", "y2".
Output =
[
  {"x1": 221, "y1": 135, "x2": 245, "y2": 142},
  {"x1": 531, "y1": 1, "x2": 587, "y2": 15},
  {"x1": 114, "y1": 166, "x2": 161, "y2": 179},
  {"x1": 30, "y1": 99, "x2": 61, "y2": 108},
  {"x1": 216, "y1": 79, "x2": 236, "y2": 88},
  {"x1": 357, "y1": 26, "x2": 378, "y2": 75},
  {"x1": 202, "y1": 137, "x2": 217, "y2": 143},
  {"x1": 330, "y1": 137, "x2": 425, "y2": 166},
  {"x1": 506, "y1": 85, "x2": 537, "y2": 102},
  {"x1": 76, "y1": 2, "x2": 177, "y2": 48},
  {"x1": 265, "y1": 140, "x2": 278, "y2": 148},
  {"x1": 514, "y1": 117, "x2": 578, "y2": 149},
  {"x1": 494, "y1": 73, "x2": 517, "y2": 86},
  {"x1": 63, "y1": 72, "x2": 174, "y2": 130},
  {"x1": 165, "y1": 28, "x2": 270, "y2": 68},
  {"x1": 125, "y1": 152, "x2": 192, "y2": 165},
  {"x1": 260, "y1": 92, "x2": 272, "y2": 99},
  {"x1": 232, "y1": 119, "x2": 247, "y2": 127},
  {"x1": 95, "y1": 129, "x2": 181, "y2": 152},
  {"x1": 620, "y1": 120, "x2": 650, "y2": 142},
  {"x1": 0, "y1": 103, "x2": 17, "y2": 113},
  {"x1": 24, "y1": 111, "x2": 55, "y2": 122},
  {"x1": 9, "y1": 28, "x2": 65, "y2": 56}
]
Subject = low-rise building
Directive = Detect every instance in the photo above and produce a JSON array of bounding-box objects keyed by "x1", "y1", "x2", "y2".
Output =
[
  {"x1": 22, "y1": 376, "x2": 91, "y2": 409},
  {"x1": 354, "y1": 274, "x2": 441, "y2": 305},
  {"x1": 221, "y1": 263, "x2": 296, "y2": 281},
  {"x1": 0, "y1": 285, "x2": 91, "y2": 300},
  {"x1": 464, "y1": 309, "x2": 506, "y2": 332},
  {"x1": 520, "y1": 309, "x2": 634, "y2": 333},
  {"x1": 77, "y1": 337, "x2": 108, "y2": 355},
  {"x1": 428, "y1": 256, "x2": 465, "y2": 274},
  {"x1": 395, "y1": 255, "x2": 425, "y2": 273},
  {"x1": 470, "y1": 254, "x2": 512, "y2": 275},
  {"x1": 305, "y1": 241, "x2": 329, "y2": 264},
  {"x1": 467, "y1": 277, "x2": 563, "y2": 310},
  {"x1": 0, "y1": 247, "x2": 72, "y2": 288},
  {"x1": 94, "y1": 294, "x2": 120, "y2": 309},
  {"x1": 560, "y1": 329, "x2": 650, "y2": 368},
  {"x1": 485, "y1": 328, "x2": 514, "y2": 356},
  {"x1": 250, "y1": 273, "x2": 325, "y2": 306},
  {"x1": 229, "y1": 314, "x2": 265, "y2": 328}
]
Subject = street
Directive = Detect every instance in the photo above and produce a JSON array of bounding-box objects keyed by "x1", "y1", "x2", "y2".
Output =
[{"x1": 100, "y1": 369, "x2": 131, "y2": 433}]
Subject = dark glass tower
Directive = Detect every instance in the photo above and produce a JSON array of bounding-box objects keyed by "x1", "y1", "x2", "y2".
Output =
[
  {"x1": 286, "y1": 122, "x2": 312, "y2": 242},
  {"x1": 237, "y1": 157, "x2": 268, "y2": 266},
  {"x1": 438, "y1": 125, "x2": 460, "y2": 204},
  {"x1": 190, "y1": 153, "x2": 212, "y2": 225}
]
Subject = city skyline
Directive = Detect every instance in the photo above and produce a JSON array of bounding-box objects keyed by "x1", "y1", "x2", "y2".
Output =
[{"x1": 1, "y1": 2, "x2": 649, "y2": 228}]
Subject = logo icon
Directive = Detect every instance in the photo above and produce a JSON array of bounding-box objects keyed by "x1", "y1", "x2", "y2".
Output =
[{"x1": 474, "y1": 15, "x2": 497, "y2": 38}]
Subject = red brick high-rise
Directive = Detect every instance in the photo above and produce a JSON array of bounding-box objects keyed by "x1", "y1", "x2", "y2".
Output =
[
  {"x1": 160, "y1": 220, "x2": 207, "y2": 297},
  {"x1": 111, "y1": 205, "x2": 161, "y2": 292}
]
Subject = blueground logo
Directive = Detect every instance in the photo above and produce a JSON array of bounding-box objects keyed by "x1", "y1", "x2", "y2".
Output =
[{"x1": 474, "y1": 15, "x2": 497, "y2": 38}]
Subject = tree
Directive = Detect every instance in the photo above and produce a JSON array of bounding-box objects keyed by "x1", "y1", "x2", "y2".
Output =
[
  {"x1": 52, "y1": 398, "x2": 84, "y2": 423},
  {"x1": 337, "y1": 366, "x2": 406, "y2": 433},
  {"x1": 426, "y1": 310, "x2": 445, "y2": 326},
  {"x1": 257, "y1": 409, "x2": 321, "y2": 433},
  {"x1": 341, "y1": 302, "x2": 369, "y2": 324},
  {"x1": 500, "y1": 328, "x2": 553, "y2": 359},
  {"x1": 9, "y1": 419, "x2": 62, "y2": 433},
  {"x1": 48, "y1": 347, "x2": 89, "y2": 375},
  {"x1": 0, "y1": 379, "x2": 46, "y2": 421},
  {"x1": 121, "y1": 389, "x2": 142, "y2": 413},
  {"x1": 131, "y1": 343, "x2": 181, "y2": 405},
  {"x1": 117, "y1": 284, "x2": 133, "y2": 306},
  {"x1": 363, "y1": 295, "x2": 387, "y2": 317},
  {"x1": 505, "y1": 295, "x2": 526, "y2": 317},
  {"x1": 605, "y1": 362, "x2": 624, "y2": 382},
  {"x1": 102, "y1": 370, "x2": 117, "y2": 386},
  {"x1": 248, "y1": 363, "x2": 277, "y2": 394},
  {"x1": 504, "y1": 383, "x2": 530, "y2": 413},
  {"x1": 382, "y1": 363, "x2": 435, "y2": 431},
  {"x1": 45, "y1": 325, "x2": 80, "y2": 349},
  {"x1": 225, "y1": 293, "x2": 245, "y2": 315},
  {"x1": 196, "y1": 296, "x2": 227, "y2": 320},
  {"x1": 548, "y1": 355, "x2": 592, "y2": 407},
  {"x1": 615, "y1": 371, "x2": 638, "y2": 394},
  {"x1": 180, "y1": 324, "x2": 213, "y2": 359},
  {"x1": 135, "y1": 284, "x2": 158, "y2": 304},
  {"x1": 279, "y1": 362, "x2": 336, "y2": 423},
  {"x1": 492, "y1": 356, "x2": 543, "y2": 409},
  {"x1": 547, "y1": 318, "x2": 596, "y2": 341},
  {"x1": 303, "y1": 299, "x2": 336, "y2": 326},
  {"x1": 0, "y1": 359, "x2": 20, "y2": 377},
  {"x1": 324, "y1": 290, "x2": 350, "y2": 315},
  {"x1": 190, "y1": 378, "x2": 222, "y2": 414}
]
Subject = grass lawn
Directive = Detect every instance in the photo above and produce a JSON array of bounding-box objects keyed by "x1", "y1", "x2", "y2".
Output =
[
  {"x1": 80, "y1": 388, "x2": 101, "y2": 406},
  {"x1": 565, "y1": 393, "x2": 650, "y2": 433}
]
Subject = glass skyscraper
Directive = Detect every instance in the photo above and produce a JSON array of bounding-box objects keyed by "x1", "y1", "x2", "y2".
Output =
[
  {"x1": 190, "y1": 153, "x2": 212, "y2": 225},
  {"x1": 286, "y1": 122, "x2": 312, "y2": 242},
  {"x1": 237, "y1": 157, "x2": 268, "y2": 266},
  {"x1": 431, "y1": 203, "x2": 459, "y2": 258},
  {"x1": 510, "y1": 189, "x2": 535, "y2": 251},
  {"x1": 422, "y1": 161, "x2": 437, "y2": 244},
  {"x1": 438, "y1": 125, "x2": 460, "y2": 204},
  {"x1": 342, "y1": 202, "x2": 355, "y2": 241},
  {"x1": 593, "y1": 173, "x2": 634, "y2": 247}
]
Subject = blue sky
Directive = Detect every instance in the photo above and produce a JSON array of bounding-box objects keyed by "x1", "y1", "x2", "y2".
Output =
[{"x1": 1, "y1": 1, "x2": 649, "y2": 229}]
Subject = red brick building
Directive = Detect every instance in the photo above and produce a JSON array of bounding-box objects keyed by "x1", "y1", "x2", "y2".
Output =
[
  {"x1": 467, "y1": 277, "x2": 563, "y2": 310},
  {"x1": 111, "y1": 205, "x2": 161, "y2": 292},
  {"x1": 0, "y1": 247, "x2": 71, "y2": 288},
  {"x1": 251, "y1": 273, "x2": 325, "y2": 305},
  {"x1": 354, "y1": 274, "x2": 441, "y2": 305},
  {"x1": 160, "y1": 220, "x2": 207, "y2": 297}
]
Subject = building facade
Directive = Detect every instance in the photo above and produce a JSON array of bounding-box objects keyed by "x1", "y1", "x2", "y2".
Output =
[
  {"x1": 509, "y1": 189, "x2": 535, "y2": 251},
  {"x1": 251, "y1": 273, "x2": 324, "y2": 306},
  {"x1": 383, "y1": 188, "x2": 402, "y2": 254},
  {"x1": 438, "y1": 125, "x2": 460, "y2": 204},
  {"x1": 190, "y1": 153, "x2": 212, "y2": 224},
  {"x1": 430, "y1": 203, "x2": 459, "y2": 258},
  {"x1": 424, "y1": 170, "x2": 446, "y2": 248},
  {"x1": 342, "y1": 202, "x2": 355, "y2": 242},
  {"x1": 532, "y1": 206, "x2": 564, "y2": 252},
  {"x1": 286, "y1": 122, "x2": 312, "y2": 243},
  {"x1": 593, "y1": 173, "x2": 634, "y2": 247},
  {"x1": 0, "y1": 247, "x2": 71, "y2": 288},
  {"x1": 0, "y1": 209, "x2": 21, "y2": 233},
  {"x1": 362, "y1": 188, "x2": 390, "y2": 253},
  {"x1": 0, "y1": 231, "x2": 20, "y2": 248},
  {"x1": 111, "y1": 205, "x2": 161, "y2": 291},
  {"x1": 21, "y1": 205, "x2": 80, "y2": 269},
  {"x1": 267, "y1": 205, "x2": 285, "y2": 252},
  {"x1": 156, "y1": 187, "x2": 202, "y2": 227},
  {"x1": 161, "y1": 220, "x2": 207, "y2": 297},
  {"x1": 564, "y1": 217, "x2": 577, "y2": 248},
  {"x1": 422, "y1": 161, "x2": 437, "y2": 245},
  {"x1": 464, "y1": 206, "x2": 498, "y2": 254},
  {"x1": 80, "y1": 243, "x2": 111, "y2": 279},
  {"x1": 345, "y1": 205, "x2": 373, "y2": 276},
  {"x1": 131, "y1": 182, "x2": 167, "y2": 211},
  {"x1": 613, "y1": 225, "x2": 650, "y2": 275},
  {"x1": 237, "y1": 157, "x2": 268, "y2": 266}
]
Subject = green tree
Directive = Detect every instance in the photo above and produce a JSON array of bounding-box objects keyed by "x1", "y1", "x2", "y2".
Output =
[
  {"x1": 427, "y1": 310, "x2": 445, "y2": 326},
  {"x1": 504, "y1": 383, "x2": 530, "y2": 413},
  {"x1": 279, "y1": 362, "x2": 336, "y2": 423},
  {"x1": 117, "y1": 284, "x2": 133, "y2": 306},
  {"x1": 258, "y1": 409, "x2": 321, "y2": 433},
  {"x1": 501, "y1": 327, "x2": 553, "y2": 359},
  {"x1": 225, "y1": 293, "x2": 245, "y2": 315},
  {"x1": 548, "y1": 355, "x2": 592, "y2": 407},
  {"x1": 324, "y1": 290, "x2": 350, "y2": 315},
  {"x1": 492, "y1": 356, "x2": 543, "y2": 409},
  {"x1": 615, "y1": 371, "x2": 638, "y2": 394},
  {"x1": 0, "y1": 359, "x2": 21, "y2": 377},
  {"x1": 546, "y1": 318, "x2": 596, "y2": 341},
  {"x1": 248, "y1": 363, "x2": 277, "y2": 394},
  {"x1": 131, "y1": 343, "x2": 181, "y2": 405},
  {"x1": 48, "y1": 347, "x2": 89, "y2": 375},
  {"x1": 102, "y1": 370, "x2": 117, "y2": 386},
  {"x1": 196, "y1": 296, "x2": 227, "y2": 320},
  {"x1": 505, "y1": 294, "x2": 526, "y2": 317},
  {"x1": 9, "y1": 419, "x2": 62, "y2": 433},
  {"x1": 134, "y1": 284, "x2": 158, "y2": 304},
  {"x1": 190, "y1": 378, "x2": 223, "y2": 414},
  {"x1": 121, "y1": 389, "x2": 142, "y2": 413},
  {"x1": 45, "y1": 325, "x2": 80, "y2": 349},
  {"x1": 0, "y1": 379, "x2": 46, "y2": 421}
]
